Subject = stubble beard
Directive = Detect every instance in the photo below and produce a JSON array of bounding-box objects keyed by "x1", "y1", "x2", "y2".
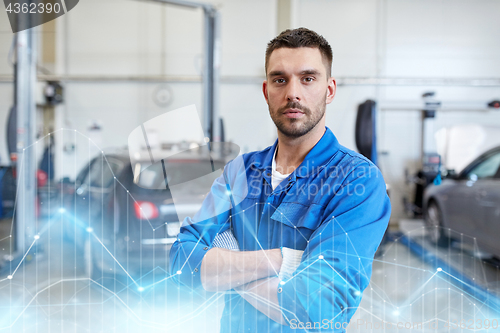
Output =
[{"x1": 269, "y1": 98, "x2": 326, "y2": 138}]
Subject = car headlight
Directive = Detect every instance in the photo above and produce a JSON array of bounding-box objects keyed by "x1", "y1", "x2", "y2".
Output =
[{"x1": 167, "y1": 222, "x2": 181, "y2": 237}]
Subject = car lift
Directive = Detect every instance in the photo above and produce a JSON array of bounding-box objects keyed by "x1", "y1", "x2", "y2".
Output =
[{"x1": 2, "y1": 0, "x2": 221, "y2": 271}]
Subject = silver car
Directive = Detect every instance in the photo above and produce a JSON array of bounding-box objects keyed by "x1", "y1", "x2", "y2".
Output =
[{"x1": 423, "y1": 146, "x2": 500, "y2": 257}]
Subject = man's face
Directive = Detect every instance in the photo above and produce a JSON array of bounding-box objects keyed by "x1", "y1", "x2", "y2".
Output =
[{"x1": 263, "y1": 47, "x2": 336, "y2": 138}]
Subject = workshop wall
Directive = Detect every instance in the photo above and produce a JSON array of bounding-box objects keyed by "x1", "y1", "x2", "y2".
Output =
[
  {"x1": 296, "y1": 0, "x2": 500, "y2": 220},
  {"x1": 49, "y1": 0, "x2": 277, "y2": 182},
  {"x1": 1, "y1": 0, "x2": 500, "y2": 222}
]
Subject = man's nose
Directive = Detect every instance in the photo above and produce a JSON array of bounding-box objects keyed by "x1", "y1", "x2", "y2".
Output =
[{"x1": 285, "y1": 79, "x2": 301, "y2": 101}]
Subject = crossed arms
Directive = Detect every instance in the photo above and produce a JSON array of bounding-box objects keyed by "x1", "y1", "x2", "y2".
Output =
[
  {"x1": 169, "y1": 159, "x2": 392, "y2": 327},
  {"x1": 200, "y1": 247, "x2": 286, "y2": 324}
]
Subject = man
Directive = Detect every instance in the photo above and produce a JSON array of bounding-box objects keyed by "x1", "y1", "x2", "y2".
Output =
[{"x1": 170, "y1": 28, "x2": 391, "y2": 332}]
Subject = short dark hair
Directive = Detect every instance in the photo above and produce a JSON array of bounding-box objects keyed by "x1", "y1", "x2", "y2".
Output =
[{"x1": 265, "y1": 27, "x2": 333, "y2": 77}]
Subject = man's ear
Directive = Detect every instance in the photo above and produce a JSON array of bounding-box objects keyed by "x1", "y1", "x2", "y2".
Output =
[
  {"x1": 262, "y1": 80, "x2": 269, "y2": 104},
  {"x1": 326, "y1": 77, "x2": 336, "y2": 104}
]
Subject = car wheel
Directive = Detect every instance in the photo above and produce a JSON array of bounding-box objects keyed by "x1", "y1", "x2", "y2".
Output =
[
  {"x1": 83, "y1": 237, "x2": 100, "y2": 281},
  {"x1": 425, "y1": 201, "x2": 451, "y2": 247},
  {"x1": 63, "y1": 212, "x2": 85, "y2": 250}
]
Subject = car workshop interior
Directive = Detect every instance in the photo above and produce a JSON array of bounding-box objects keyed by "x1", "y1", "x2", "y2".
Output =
[{"x1": 1, "y1": 0, "x2": 500, "y2": 332}]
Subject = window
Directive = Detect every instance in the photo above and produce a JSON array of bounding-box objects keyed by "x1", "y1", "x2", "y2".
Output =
[
  {"x1": 134, "y1": 159, "x2": 225, "y2": 194},
  {"x1": 85, "y1": 157, "x2": 123, "y2": 188},
  {"x1": 467, "y1": 151, "x2": 500, "y2": 179}
]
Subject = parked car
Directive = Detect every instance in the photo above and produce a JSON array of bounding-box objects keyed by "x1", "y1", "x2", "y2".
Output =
[
  {"x1": 64, "y1": 148, "x2": 228, "y2": 281},
  {"x1": 423, "y1": 146, "x2": 500, "y2": 257}
]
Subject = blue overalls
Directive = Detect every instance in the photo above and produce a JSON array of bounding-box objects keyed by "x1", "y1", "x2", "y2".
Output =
[{"x1": 170, "y1": 127, "x2": 391, "y2": 332}]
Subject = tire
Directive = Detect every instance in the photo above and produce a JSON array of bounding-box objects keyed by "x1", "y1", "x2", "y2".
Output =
[
  {"x1": 425, "y1": 201, "x2": 451, "y2": 248},
  {"x1": 83, "y1": 237, "x2": 101, "y2": 281},
  {"x1": 84, "y1": 236, "x2": 129, "y2": 293},
  {"x1": 63, "y1": 210, "x2": 86, "y2": 251}
]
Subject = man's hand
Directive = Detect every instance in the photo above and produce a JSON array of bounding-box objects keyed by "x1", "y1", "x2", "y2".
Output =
[
  {"x1": 200, "y1": 247, "x2": 282, "y2": 292},
  {"x1": 234, "y1": 277, "x2": 287, "y2": 325},
  {"x1": 232, "y1": 247, "x2": 304, "y2": 326}
]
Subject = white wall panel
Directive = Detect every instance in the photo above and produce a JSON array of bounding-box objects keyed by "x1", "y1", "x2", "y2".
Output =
[
  {"x1": 385, "y1": 0, "x2": 500, "y2": 77},
  {"x1": 212, "y1": 0, "x2": 277, "y2": 77},
  {"x1": 296, "y1": 0, "x2": 379, "y2": 77}
]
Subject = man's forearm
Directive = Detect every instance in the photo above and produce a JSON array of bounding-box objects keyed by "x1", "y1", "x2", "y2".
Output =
[
  {"x1": 200, "y1": 248, "x2": 281, "y2": 292},
  {"x1": 234, "y1": 277, "x2": 287, "y2": 325}
]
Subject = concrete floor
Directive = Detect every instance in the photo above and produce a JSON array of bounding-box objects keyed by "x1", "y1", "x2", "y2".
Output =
[
  {"x1": 351, "y1": 223, "x2": 500, "y2": 332},
  {"x1": 0, "y1": 217, "x2": 499, "y2": 332},
  {"x1": 0, "y1": 217, "x2": 224, "y2": 333}
]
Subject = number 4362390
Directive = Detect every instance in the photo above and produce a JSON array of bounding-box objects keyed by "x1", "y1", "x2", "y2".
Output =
[{"x1": 6, "y1": 2, "x2": 62, "y2": 14}]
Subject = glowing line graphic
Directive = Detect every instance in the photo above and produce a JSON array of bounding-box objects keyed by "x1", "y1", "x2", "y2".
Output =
[{"x1": 1, "y1": 128, "x2": 499, "y2": 332}]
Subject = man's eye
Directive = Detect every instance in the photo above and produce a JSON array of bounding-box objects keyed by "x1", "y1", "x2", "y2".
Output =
[
  {"x1": 303, "y1": 77, "x2": 314, "y2": 82},
  {"x1": 274, "y1": 78, "x2": 286, "y2": 84}
]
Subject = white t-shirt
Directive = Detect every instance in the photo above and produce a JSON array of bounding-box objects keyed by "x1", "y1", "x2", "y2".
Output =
[{"x1": 271, "y1": 146, "x2": 292, "y2": 190}]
